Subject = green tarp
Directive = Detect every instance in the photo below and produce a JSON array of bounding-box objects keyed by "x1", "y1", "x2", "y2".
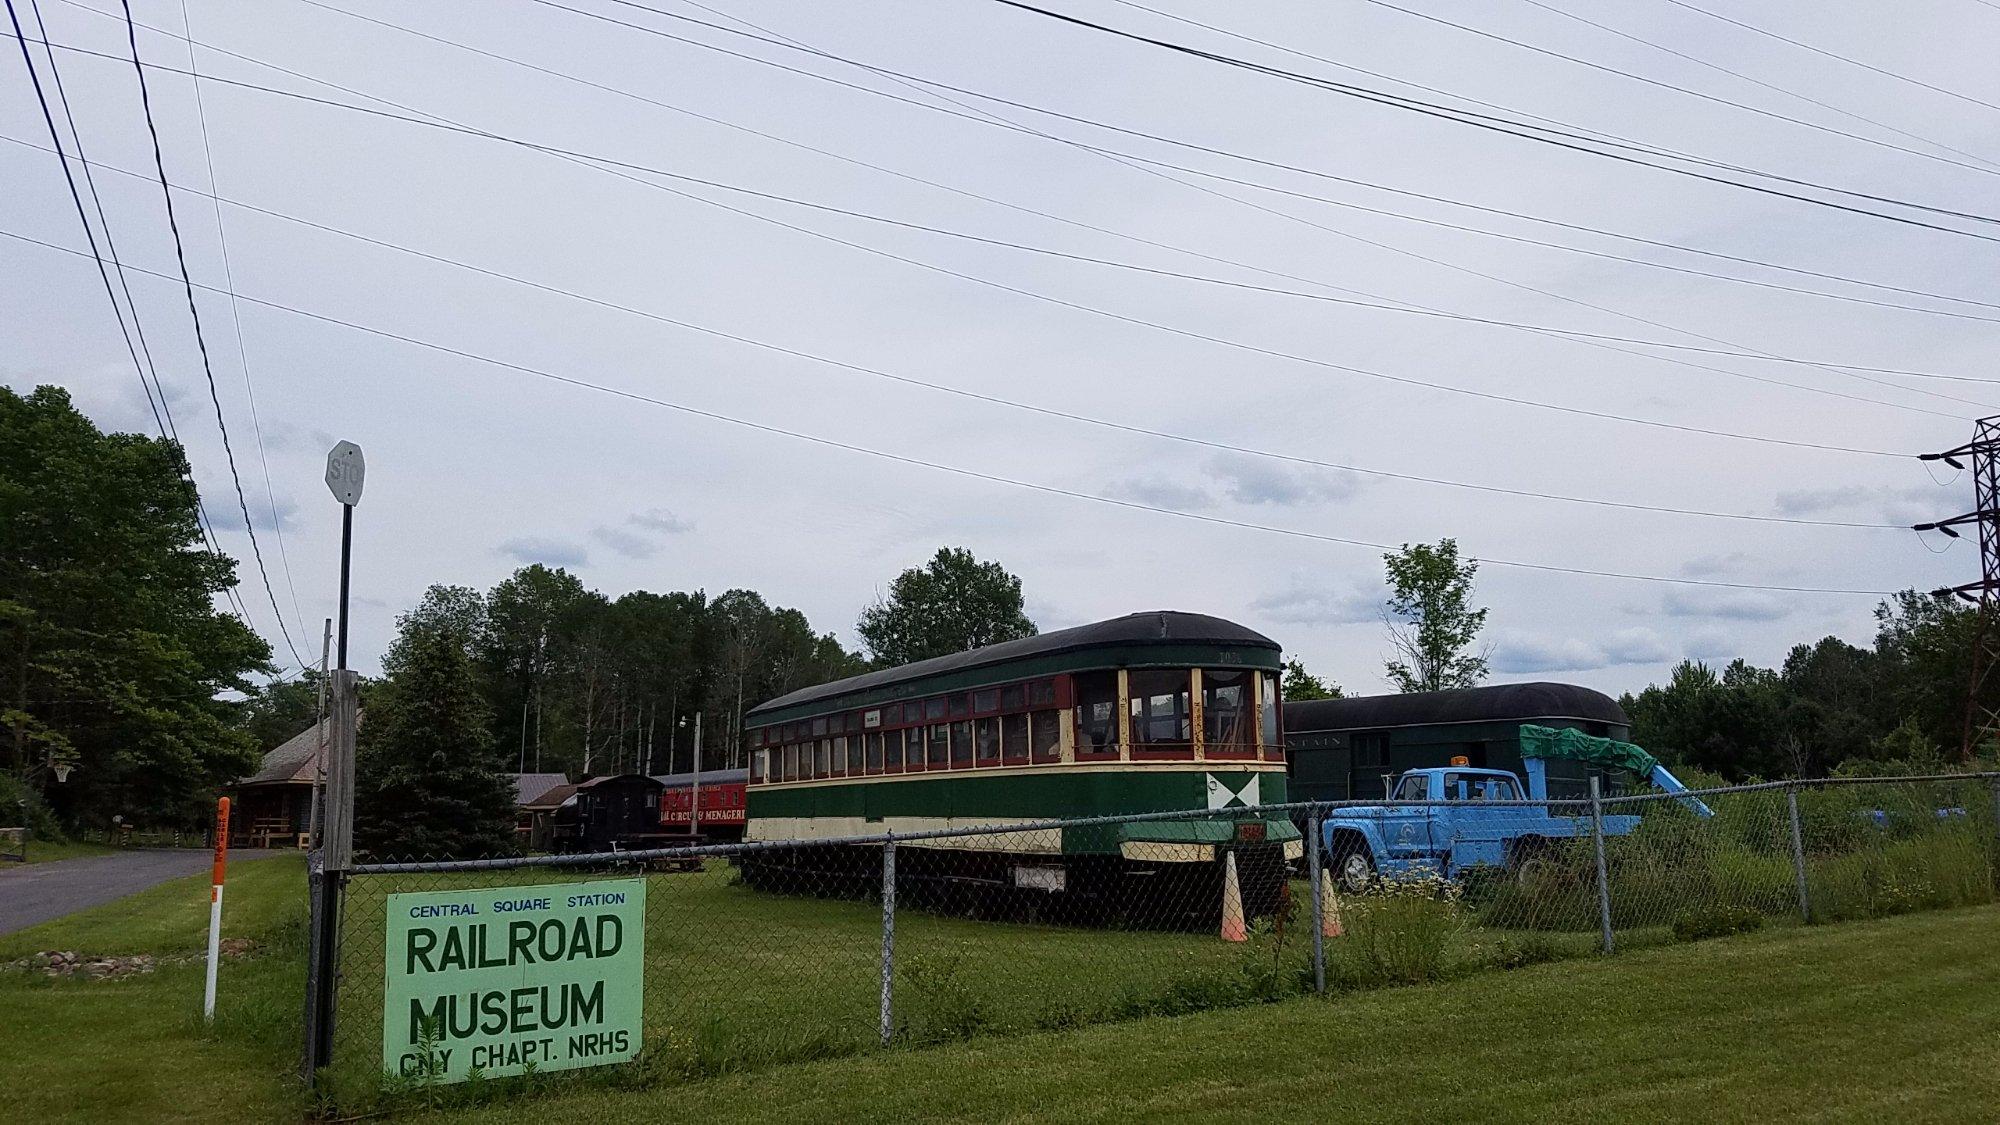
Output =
[{"x1": 1519, "y1": 724, "x2": 1659, "y2": 776}]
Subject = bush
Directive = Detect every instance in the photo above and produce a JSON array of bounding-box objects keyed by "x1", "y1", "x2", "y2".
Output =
[
  {"x1": 0, "y1": 772, "x2": 64, "y2": 842},
  {"x1": 898, "y1": 950, "x2": 991, "y2": 1043},
  {"x1": 1671, "y1": 903, "x2": 1764, "y2": 942},
  {"x1": 1488, "y1": 934, "x2": 1567, "y2": 970},
  {"x1": 1344, "y1": 873, "x2": 1466, "y2": 985}
]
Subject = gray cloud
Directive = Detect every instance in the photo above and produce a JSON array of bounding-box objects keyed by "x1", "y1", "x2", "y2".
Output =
[
  {"x1": 1774, "y1": 484, "x2": 1939, "y2": 524},
  {"x1": 497, "y1": 536, "x2": 588, "y2": 567},
  {"x1": 591, "y1": 525, "x2": 658, "y2": 559},
  {"x1": 1251, "y1": 583, "x2": 1381, "y2": 626},
  {"x1": 1107, "y1": 476, "x2": 1215, "y2": 509},
  {"x1": 1683, "y1": 628, "x2": 1740, "y2": 663},
  {"x1": 628, "y1": 508, "x2": 694, "y2": 534},
  {"x1": 1660, "y1": 587, "x2": 1792, "y2": 622},
  {"x1": 1207, "y1": 455, "x2": 1361, "y2": 507},
  {"x1": 1490, "y1": 627, "x2": 1669, "y2": 674}
]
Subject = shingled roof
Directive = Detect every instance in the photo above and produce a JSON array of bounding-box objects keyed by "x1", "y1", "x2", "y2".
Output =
[{"x1": 235, "y1": 721, "x2": 326, "y2": 787}]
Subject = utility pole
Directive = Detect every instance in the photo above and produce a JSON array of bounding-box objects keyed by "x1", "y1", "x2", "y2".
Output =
[{"x1": 1915, "y1": 415, "x2": 2000, "y2": 761}]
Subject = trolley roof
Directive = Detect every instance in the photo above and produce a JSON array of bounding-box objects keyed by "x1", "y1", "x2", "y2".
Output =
[
  {"x1": 748, "y1": 610, "x2": 1279, "y2": 723},
  {"x1": 1285, "y1": 681, "x2": 1628, "y2": 734}
]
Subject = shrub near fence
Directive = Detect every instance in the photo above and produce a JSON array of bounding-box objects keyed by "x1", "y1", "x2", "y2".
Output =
[{"x1": 314, "y1": 774, "x2": 2000, "y2": 1112}]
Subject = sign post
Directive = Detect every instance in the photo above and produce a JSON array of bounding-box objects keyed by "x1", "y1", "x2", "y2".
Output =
[
  {"x1": 382, "y1": 879, "x2": 645, "y2": 1082},
  {"x1": 204, "y1": 796, "x2": 231, "y2": 1022},
  {"x1": 304, "y1": 440, "x2": 364, "y2": 1084}
]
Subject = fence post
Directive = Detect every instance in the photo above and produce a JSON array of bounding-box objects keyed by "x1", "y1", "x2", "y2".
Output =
[
  {"x1": 1589, "y1": 776, "x2": 1614, "y2": 954},
  {"x1": 1307, "y1": 808, "x2": 1326, "y2": 994},
  {"x1": 879, "y1": 835, "x2": 896, "y2": 1048},
  {"x1": 1786, "y1": 784, "x2": 1811, "y2": 923},
  {"x1": 299, "y1": 855, "x2": 330, "y2": 1083}
]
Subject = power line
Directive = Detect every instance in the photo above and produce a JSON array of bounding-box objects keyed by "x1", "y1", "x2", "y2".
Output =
[
  {"x1": 1510, "y1": 0, "x2": 2000, "y2": 172},
  {"x1": 1662, "y1": 0, "x2": 2000, "y2": 117},
  {"x1": 15, "y1": 37, "x2": 1930, "y2": 453},
  {"x1": 178, "y1": 0, "x2": 311, "y2": 642},
  {"x1": 975, "y1": 0, "x2": 2000, "y2": 238},
  {"x1": 157, "y1": 1, "x2": 1993, "y2": 419},
  {"x1": 114, "y1": 0, "x2": 305, "y2": 668},
  {"x1": 526, "y1": 0, "x2": 2000, "y2": 315},
  {"x1": 7, "y1": 0, "x2": 256, "y2": 627},
  {"x1": 0, "y1": 137, "x2": 1910, "y2": 531},
  {"x1": 1351, "y1": 0, "x2": 2000, "y2": 178},
  {"x1": 0, "y1": 223, "x2": 1905, "y2": 597},
  {"x1": 86, "y1": 0, "x2": 2000, "y2": 324},
  {"x1": 555, "y1": 3, "x2": 1993, "y2": 412},
  {"x1": 7, "y1": 0, "x2": 163, "y2": 431}
]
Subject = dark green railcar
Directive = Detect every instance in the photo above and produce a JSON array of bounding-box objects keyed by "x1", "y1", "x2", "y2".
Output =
[
  {"x1": 741, "y1": 611, "x2": 1300, "y2": 917},
  {"x1": 1285, "y1": 681, "x2": 1636, "y2": 805}
]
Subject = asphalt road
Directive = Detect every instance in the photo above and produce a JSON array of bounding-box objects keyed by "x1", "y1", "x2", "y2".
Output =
[{"x1": 0, "y1": 848, "x2": 285, "y2": 937}]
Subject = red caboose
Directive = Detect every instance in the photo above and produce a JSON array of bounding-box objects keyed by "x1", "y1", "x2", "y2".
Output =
[{"x1": 654, "y1": 767, "x2": 749, "y2": 842}]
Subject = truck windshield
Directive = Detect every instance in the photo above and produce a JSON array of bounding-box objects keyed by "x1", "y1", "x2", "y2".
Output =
[{"x1": 1443, "y1": 773, "x2": 1518, "y2": 801}]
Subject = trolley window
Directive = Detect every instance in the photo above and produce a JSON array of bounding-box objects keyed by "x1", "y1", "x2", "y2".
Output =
[
  {"x1": 1000, "y1": 684, "x2": 1025, "y2": 711},
  {"x1": 866, "y1": 732, "x2": 885, "y2": 773},
  {"x1": 950, "y1": 720, "x2": 973, "y2": 767},
  {"x1": 1202, "y1": 668, "x2": 1255, "y2": 757},
  {"x1": 1032, "y1": 711, "x2": 1061, "y2": 763},
  {"x1": 927, "y1": 724, "x2": 949, "y2": 769},
  {"x1": 1001, "y1": 713, "x2": 1029, "y2": 763},
  {"x1": 1259, "y1": 674, "x2": 1282, "y2": 758},
  {"x1": 1128, "y1": 669, "x2": 1193, "y2": 757},
  {"x1": 976, "y1": 717, "x2": 1001, "y2": 765},
  {"x1": 1074, "y1": 671, "x2": 1119, "y2": 759},
  {"x1": 973, "y1": 688, "x2": 1000, "y2": 714}
]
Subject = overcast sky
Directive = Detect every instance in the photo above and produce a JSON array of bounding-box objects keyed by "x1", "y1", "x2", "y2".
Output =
[{"x1": 5, "y1": 0, "x2": 1997, "y2": 696}]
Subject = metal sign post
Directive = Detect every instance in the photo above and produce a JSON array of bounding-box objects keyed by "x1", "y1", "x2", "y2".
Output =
[{"x1": 304, "y1": 441, "x2": 364, "y2": 1084}]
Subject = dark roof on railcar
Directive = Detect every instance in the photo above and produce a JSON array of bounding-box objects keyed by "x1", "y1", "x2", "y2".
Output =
[
  {"x1": 748, "y1": 611, "x2": 1278, "y2": 719},
  {"x1": 1285, "y1": 682, "x2": 1628, "y2": 733},
  {"x1": 650, "y1": 768, "x2": 749, "y2": 788}
]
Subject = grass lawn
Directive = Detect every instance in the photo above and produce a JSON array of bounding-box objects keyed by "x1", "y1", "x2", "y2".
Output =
[
  {"x1": 4, "y1": 837, "x2": 118, "y2": 865},
  {"x1": 0, "y1": 854, "x2": 310, "y2": 1125},
  {"x1": 426, "y1": 903, "x2": 2000, "y2": 1124},
  {"x1": 5, "y1": 846, "x2": 1996, "y2": 1124},
  {"x1": 0, "y1": 852, "x2": 308, "y2": 960}
]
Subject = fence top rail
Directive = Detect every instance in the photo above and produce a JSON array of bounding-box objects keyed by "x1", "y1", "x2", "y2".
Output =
[
  {"x1": 1595, "y1": 770, "x2": 2000, "y2": 807},
  {"x1": 346, "y1": 771, "x2": 2000, "y2": 875}
]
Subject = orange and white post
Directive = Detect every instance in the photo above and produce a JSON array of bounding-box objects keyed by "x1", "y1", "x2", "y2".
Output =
[{"x1": 203, "y1": 796, "x2": 231, "y2": 1022}]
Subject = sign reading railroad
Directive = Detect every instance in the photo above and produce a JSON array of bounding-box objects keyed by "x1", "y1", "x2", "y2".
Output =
[{"x1": 381, "y1": 879, "x2": 644, "y2": 1083}]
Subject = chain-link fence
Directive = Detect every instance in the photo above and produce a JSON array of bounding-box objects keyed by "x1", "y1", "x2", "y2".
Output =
[{"x1": 310, "y1": 773, "x2": 2000, "y2": 1108}]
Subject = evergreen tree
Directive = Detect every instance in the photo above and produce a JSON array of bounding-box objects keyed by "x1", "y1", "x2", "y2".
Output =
[{"x1": 354, "y1": 587, "x2": 517, "y2": 859}]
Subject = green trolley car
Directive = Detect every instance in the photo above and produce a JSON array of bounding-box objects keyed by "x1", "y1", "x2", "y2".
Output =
[{"x1": 741, "y1": 611, "x2": 1301, "y2": 919}]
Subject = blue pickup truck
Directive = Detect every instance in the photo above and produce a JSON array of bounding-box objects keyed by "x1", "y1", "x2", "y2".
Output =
[{"x1": 1320, "y1": 726, "x2": 1713, "y2": 893}]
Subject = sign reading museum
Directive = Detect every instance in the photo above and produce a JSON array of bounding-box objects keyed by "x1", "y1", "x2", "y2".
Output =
[{"x1": 382, "y1": 879, "x2": 644, "y2": 1082}]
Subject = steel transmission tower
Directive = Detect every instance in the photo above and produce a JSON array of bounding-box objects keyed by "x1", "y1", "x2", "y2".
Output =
[{"x1": 1914, "y1": 415, "x2": 2000, "y2": 761}]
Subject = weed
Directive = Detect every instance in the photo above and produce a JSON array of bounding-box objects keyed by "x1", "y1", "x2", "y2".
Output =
[{"x1": 1671, "y1": 904, "x2": 1765, "y2": 943}]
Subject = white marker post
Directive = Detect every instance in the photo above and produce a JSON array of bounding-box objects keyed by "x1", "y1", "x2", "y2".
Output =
[{"x1": 204, "y1": 796, "x2": 232, "y2": 1022}]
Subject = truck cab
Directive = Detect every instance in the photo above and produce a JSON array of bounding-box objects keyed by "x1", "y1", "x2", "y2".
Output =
[{"x1": 1322, "y1": 762, "x2": 1631, "y2": 893}]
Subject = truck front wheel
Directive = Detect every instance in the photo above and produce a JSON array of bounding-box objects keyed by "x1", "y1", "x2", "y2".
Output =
[{"x1": 1332, "y1": 838, "x2": 1376, "y2": 895}]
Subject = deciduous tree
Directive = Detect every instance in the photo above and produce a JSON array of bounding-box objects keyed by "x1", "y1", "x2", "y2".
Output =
[
  {"x1": 1280, "y1": 658, "x2": 1341, "y2": 701},
  {"x1": 857, "y1": 547, "x2": 1036, "y2": 666},
  {"x1": 1382, "y1": 539, "x2": 1488, "y2": 693},
  {"x1": 1, "y1": 385, "x2": 267, "y2": 827}
]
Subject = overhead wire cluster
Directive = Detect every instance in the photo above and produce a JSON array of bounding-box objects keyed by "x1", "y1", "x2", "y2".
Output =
[{"x1": 6, "y1": 0, "x2": 1994, "y2": 606}]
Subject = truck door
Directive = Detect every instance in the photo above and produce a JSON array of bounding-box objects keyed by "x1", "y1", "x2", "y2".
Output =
[
  {"x1": 1382, "y1": 772, "x2": 1438, "y2": 866},
  {"x1": 1438, "y1": 771, "x2": 1520, "y2": 871}
]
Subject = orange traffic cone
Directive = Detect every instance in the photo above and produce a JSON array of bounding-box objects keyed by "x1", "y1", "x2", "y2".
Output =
[
  {"x1": 1318, "y1": 868, "x2": 1345, "y2": 939},
  {"x1": 1220, "y1": 851, "x2": 1248, "y2": 942}
]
